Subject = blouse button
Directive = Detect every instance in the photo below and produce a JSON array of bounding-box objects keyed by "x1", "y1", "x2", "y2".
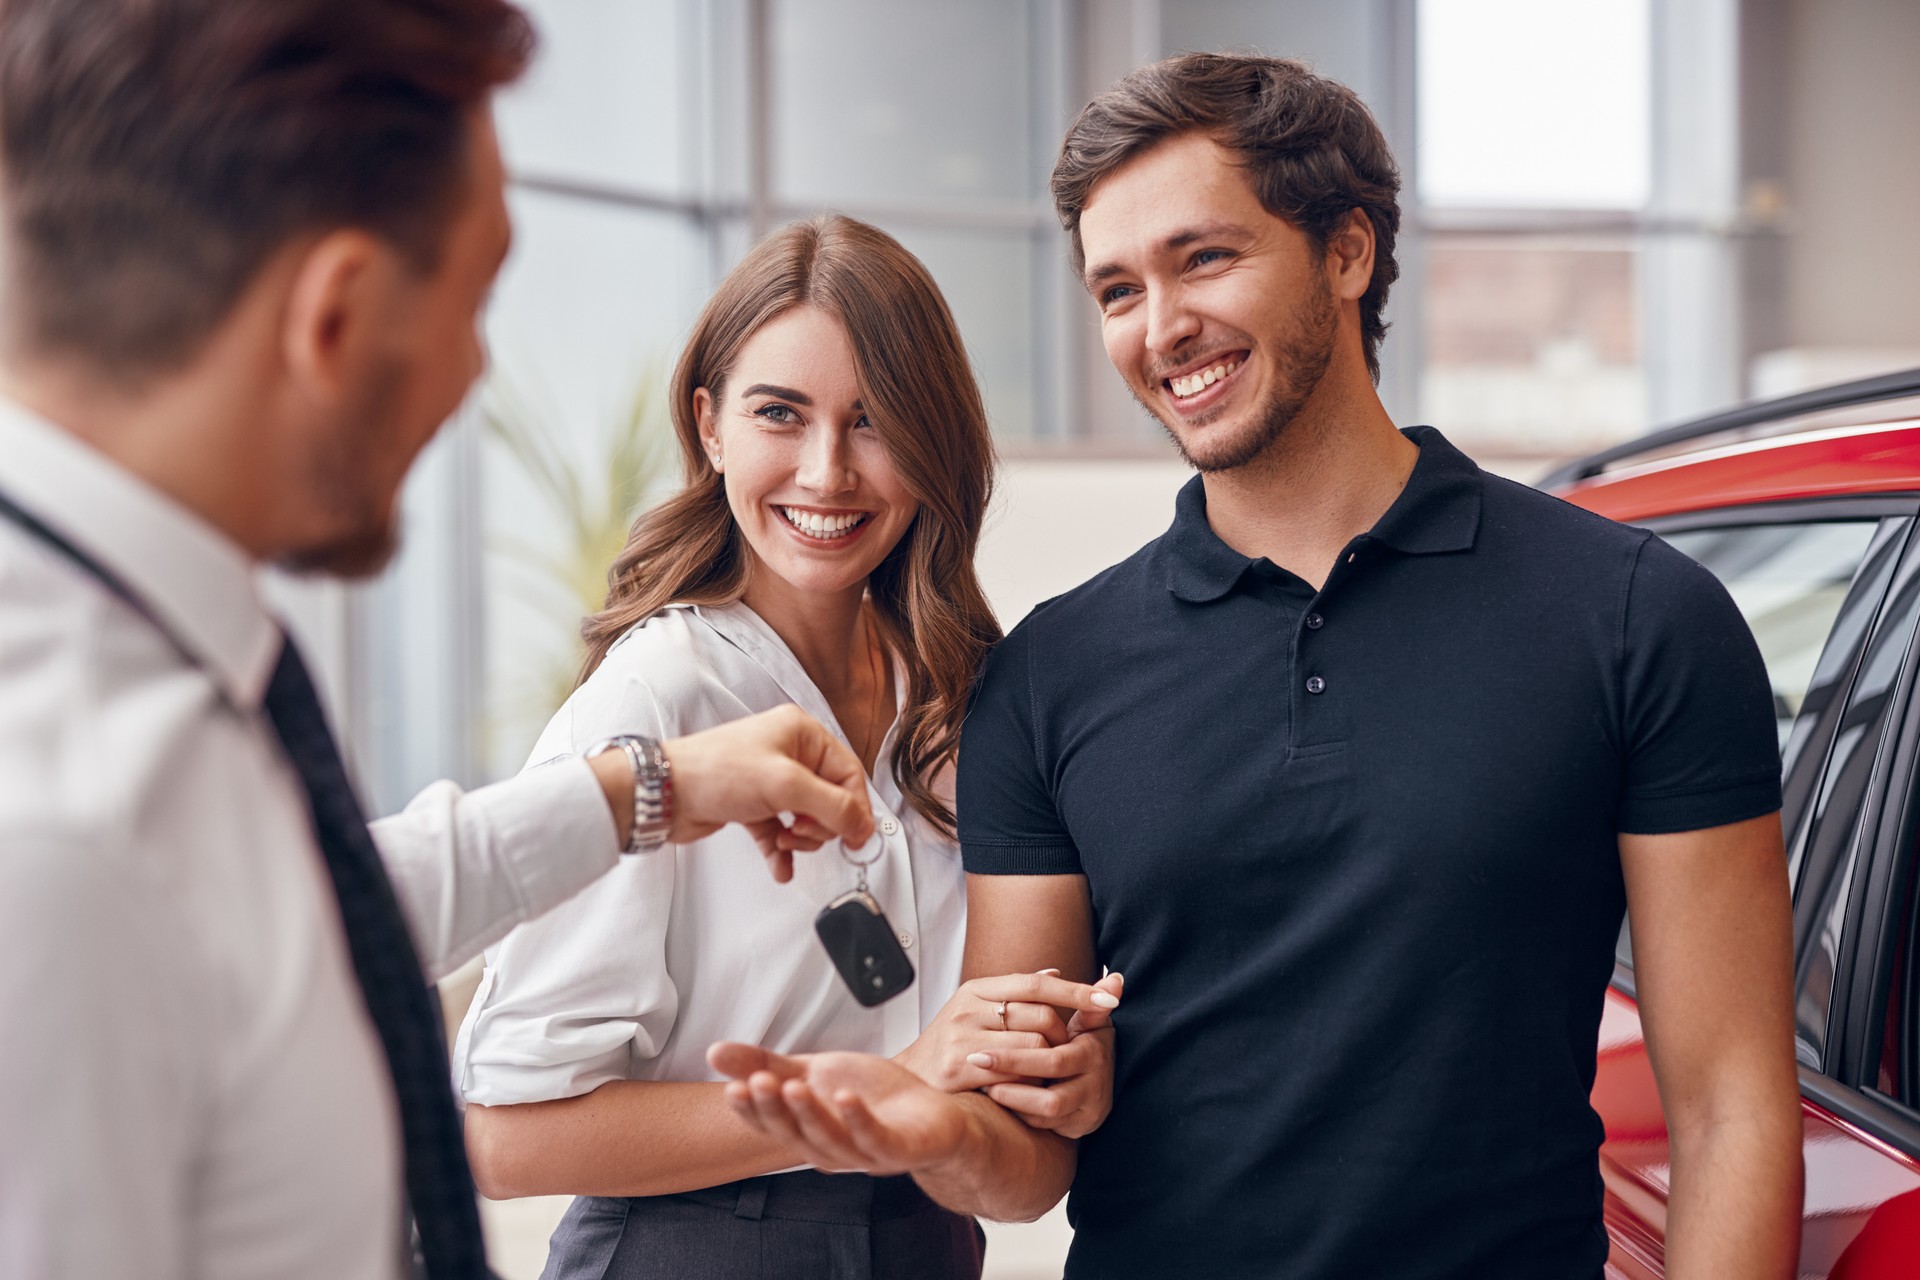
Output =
[
  {"x1": 880, "y1": 817, "x2": 900, "y2": 837},
  {"x1": 898, "y1": 931, "x2": 914, "y2": 949}
]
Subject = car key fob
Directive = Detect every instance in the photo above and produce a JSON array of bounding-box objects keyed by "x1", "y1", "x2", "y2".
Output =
[{"x1": 815, "y1": 889, "x2": 915, "y2": 1007}]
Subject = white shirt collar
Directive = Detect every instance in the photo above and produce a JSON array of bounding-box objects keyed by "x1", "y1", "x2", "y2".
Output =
[
  {"x1": 689, "y1": 599, "x2": 906, "y2": 752},
  {"x1": 0, "y1": 397, "x2": 281, "y2": 708}
]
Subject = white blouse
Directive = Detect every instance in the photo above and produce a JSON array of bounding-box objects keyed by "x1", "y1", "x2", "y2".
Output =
[{"x1": 454, "y1": 601, "x2": 968, "y2": 1105}]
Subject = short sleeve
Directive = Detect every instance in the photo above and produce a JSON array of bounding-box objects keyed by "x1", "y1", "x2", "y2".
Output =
[
  {"x1": 452, "y1": 661, "x2": 679, "y2": 1105},
  {"x1": 1616, "y1": 534, "x2": 1783, "y2": 835},
  {"x1": 958, "y1": 622, "x2": 1084, "y2": 874}
]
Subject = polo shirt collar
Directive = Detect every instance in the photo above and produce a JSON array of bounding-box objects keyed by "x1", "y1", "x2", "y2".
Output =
[{"x1": 1163, "y1": 424, "x2": 1484, "y2": 603}]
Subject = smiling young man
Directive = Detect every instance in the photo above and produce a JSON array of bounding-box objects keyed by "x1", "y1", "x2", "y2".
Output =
[{"x1": 711, "y1": 52, "x2": 1804, "y2": 1279}]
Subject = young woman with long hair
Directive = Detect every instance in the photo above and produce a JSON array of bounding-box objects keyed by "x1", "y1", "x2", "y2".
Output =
[{"x1": 452, "y1": 215, "x2": 1119, "y2": 1278}]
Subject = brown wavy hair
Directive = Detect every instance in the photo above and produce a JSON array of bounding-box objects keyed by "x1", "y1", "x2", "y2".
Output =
[
  {"x1": 579, "y1": 214, "x2": 1000, "y2": 836},
  {"x1": 1051, "y1": 53, "x2": 1401, "y2": 383}
]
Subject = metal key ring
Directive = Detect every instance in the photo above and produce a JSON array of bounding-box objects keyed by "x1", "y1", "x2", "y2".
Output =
[{"x1": 838, "y1": 831, "x2": 885, "y2": 870}]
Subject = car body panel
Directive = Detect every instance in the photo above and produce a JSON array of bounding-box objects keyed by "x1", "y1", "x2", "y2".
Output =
[
  {"x1": 1593, "y1": 983, "x2": 1920, "y2": 1277},
  {"x1": 1550, "y1": 396, "x2": 1920, "y2": 1277},
  {"x1": 1560, "y1": 421, "x2": 1920, "y2": 524}
]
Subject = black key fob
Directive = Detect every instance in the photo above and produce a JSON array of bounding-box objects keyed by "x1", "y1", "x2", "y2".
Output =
[{"x1": 815, "y1": 889, "x2": 915, "y2": 1007}]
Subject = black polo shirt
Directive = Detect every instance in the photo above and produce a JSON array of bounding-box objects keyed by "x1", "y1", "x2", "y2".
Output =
[{"x1": 958, "y1": 426, "x2": 1780, "y2": 1280}]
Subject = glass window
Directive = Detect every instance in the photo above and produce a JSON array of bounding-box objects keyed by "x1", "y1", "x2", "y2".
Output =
[
  {"x1": 481, "y1": 192, "x2": 707, "y2": 777},
  {"x1": 1417, "y1": 0, "x2": 1649, "y2": 210},
  {"x1": 1873, "y1": 859, "x2": 1915, "y2": 1105},
  {"x1": 498, "y1": 0, "x2": 693, "y2": 194},
  {"x1": 770, "y1": 0, "x2": 1046, "y2": 206},
  {"x1": 1421, "y1": 235, "x2": 1644, "y2": 452},
  {"x1": 1661, "y1": 521, "x2": 1880, "y2": 748}
]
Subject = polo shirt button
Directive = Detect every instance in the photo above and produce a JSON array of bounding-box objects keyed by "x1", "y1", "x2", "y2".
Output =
[
  {"x1": 1306, "y1": 675, "x2": 1326, "y2": 694},
  {"x1": 1305, "y1": 612, "x2": 1324, "y2": 630},
  {"x1": 880, "y1": 817, "x2": 899, "y2": 836}
]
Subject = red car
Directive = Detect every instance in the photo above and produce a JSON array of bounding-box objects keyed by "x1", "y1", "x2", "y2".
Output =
[{"x1": 1545, "y1": 368, "x2": 1920, "y2": 1277}]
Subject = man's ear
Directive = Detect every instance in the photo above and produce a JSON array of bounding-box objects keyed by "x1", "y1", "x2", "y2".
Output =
[
  {"x1": 1325, "y1": 208, "x2": 1375, "y2": 304},
  {"x1": 280, "y1": 229, "x2": 388, "y2": 402}
]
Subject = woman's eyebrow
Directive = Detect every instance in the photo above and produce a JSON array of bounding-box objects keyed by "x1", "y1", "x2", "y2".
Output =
[{"x1": 741, "y1": 383, "x2": 811, "y2": 404}]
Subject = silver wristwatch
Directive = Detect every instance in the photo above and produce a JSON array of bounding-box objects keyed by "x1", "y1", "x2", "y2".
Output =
[{"x1": 586, "y1": 734, "x2": 674, "y2": 853}]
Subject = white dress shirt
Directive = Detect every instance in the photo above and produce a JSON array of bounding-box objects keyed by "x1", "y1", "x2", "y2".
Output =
[
  {"x1": 454, "y1": 601, "x2": 967, "y2": 1108},
  {"x1": 0, "y1": 400, "x2": 626, "y2": 1280}
]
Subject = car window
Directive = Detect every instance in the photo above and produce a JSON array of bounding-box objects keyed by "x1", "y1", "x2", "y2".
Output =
[
  {"x1": 1616, "y1": 518, "x2": 1881, "y2": 972},
  {"x1": 1661, "y1": 522, "x2": 1880, "y2": 748},
  {"x1": 1873, "y1": 853, "x2": 1916, "y2": 1108}
]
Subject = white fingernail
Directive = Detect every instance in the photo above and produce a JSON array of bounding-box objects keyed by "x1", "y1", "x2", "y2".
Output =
[
  {"x1": 1091, "y1": 992, "x2": 1120, "y2": 1008},
  {"x1": 1036, "y1": 967, "x2": 1061, "y2": 976},
  {"x1": 967, "y1": 1052, "x2": 993, "y2": 1068}
]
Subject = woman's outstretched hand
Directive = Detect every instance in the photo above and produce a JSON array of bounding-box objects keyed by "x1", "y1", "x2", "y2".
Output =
[
  {"x1": 708, "y1": 1044, "x2": 972, "y2": 1177},
  {"x1": 660, "y1": 705, "x2": 875, "y2": 880}
]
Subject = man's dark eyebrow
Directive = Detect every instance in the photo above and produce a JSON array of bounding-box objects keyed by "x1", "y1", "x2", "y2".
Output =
[
  {"x1": 741, "y1": 383, "x2": 811, "y2": 405},
  {"x1": 1082, "y1": 220, "x2": 1256, "y2": 292}
]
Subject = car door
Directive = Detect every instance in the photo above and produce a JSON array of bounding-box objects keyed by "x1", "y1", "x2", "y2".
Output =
[{"x1": 1588, "y1": 500, "x2": 1920, "y2": 1279}]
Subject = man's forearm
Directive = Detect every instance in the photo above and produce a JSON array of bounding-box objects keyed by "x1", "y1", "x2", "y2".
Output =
[
  {"x1": 912, "y1": 1091, "x2": 1076, "y2": 1223},
  {"x1": 1665, "y1": 1111, "x2": 1802, "y2": 1279}
]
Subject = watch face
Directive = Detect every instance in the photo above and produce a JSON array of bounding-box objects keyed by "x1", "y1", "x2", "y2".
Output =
[{"x1": 815, "y1": 891, "x2": 915, "y2": 1006}]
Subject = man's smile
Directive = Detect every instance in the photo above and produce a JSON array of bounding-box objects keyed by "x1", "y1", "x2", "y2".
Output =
[{"x1": 1158, "y1": 349, "x2": 1249, "y2": 414}]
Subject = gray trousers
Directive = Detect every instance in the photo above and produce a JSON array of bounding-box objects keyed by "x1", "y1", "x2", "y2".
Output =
[{"x1": 538, "y1": 1170, "x2": 987, "y2": 1280}]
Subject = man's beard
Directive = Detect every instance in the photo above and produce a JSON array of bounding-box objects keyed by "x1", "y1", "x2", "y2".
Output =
[
  {"x1": 275, "y1": 357, "x2": 409, "y2": 580},
  {"x1": 1136, "y1": 278, "x2": 1340, "y2": 473},
  {"x1": 276, "y1": 516, "x2": 401, "y2": 579}
]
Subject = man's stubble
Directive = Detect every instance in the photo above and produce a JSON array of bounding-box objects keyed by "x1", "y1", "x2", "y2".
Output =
[
  {"x1": 275, "y1": 353, "x2": 412, "y2": 580},
  {"x1": 1132, "y1": 274, "x2": 1340, "y2": 475}
]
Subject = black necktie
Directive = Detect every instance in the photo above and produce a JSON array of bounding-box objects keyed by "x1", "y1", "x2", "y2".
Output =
[{"x1": 263, "y1": 638, "x2": 488, "y2": 1280}]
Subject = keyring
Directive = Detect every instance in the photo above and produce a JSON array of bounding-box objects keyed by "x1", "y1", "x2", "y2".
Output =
[{"x1": 837, "y1": 832, "x2": 884, "y2": 892}]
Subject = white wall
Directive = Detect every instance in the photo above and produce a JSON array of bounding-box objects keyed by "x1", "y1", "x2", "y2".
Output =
[{"x1": 979, "y1": 454, "x2": 1196, "y2": 629}]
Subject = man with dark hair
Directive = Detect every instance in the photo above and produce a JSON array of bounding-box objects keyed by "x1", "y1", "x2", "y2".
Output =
[
  {"x1": 0, "y1": 3, "x2": 878, "y2": 1278},
  {"x1": 713, "y1": 53, "x2": 1803, "y2": 1279}
]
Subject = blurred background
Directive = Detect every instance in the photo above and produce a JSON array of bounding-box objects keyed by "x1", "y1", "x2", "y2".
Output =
[{"x1": 263, "y1": 2, "x2": 1920, "y2": 1275}]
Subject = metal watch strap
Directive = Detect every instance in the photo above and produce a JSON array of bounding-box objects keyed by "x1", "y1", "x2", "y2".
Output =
[{"x1": 587, "y1": 734, "x2": 673, "y2": 853}]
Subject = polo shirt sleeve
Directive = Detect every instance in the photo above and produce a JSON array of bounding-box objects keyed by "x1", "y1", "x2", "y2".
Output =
[
  {"x1": 958, "y1": 621, "x2": 1085, "y2": 875},
  {"x1": 1616, "y1": 532, "x2": 1783, "y2": 835}
]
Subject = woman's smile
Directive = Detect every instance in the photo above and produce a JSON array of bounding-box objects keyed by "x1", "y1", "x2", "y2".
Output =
[{"x1": 775, "y1": 504, "x2": 875, "y2": 545}]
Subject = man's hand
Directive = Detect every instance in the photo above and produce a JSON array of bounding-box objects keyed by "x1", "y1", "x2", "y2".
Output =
[
  {"x1": 708, "y1": 1044, "x2": 971, "y2": 1177},
  {"x1": 589, "y1": 706, "x2": 873, "y2": 880},
  {"x1": 667, "y1": 706, "x2": 875, "y2": 879}
]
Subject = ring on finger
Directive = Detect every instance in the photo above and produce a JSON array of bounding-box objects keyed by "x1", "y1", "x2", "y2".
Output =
[{"x1": 995, "y1": 1001, "x2": 1009, "y2": 1031}]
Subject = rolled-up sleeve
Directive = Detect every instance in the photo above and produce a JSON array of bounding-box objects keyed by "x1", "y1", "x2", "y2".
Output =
[
  {"x1": 453, "y1": 664, "x2": 681, "y2": 1105},
  {"x1": 454, "y1": 850, "x2": 679, "y2": 1105}
]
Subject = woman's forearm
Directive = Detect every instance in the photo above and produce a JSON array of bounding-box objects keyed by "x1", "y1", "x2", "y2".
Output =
[{"x1": 466, "y1": 1080, "x2": 802, "y2": 1199}]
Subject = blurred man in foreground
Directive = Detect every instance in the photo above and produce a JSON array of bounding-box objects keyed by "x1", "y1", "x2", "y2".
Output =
[{"x1": 0, "y1": 3, "x2": 871, "y2": 1278}]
